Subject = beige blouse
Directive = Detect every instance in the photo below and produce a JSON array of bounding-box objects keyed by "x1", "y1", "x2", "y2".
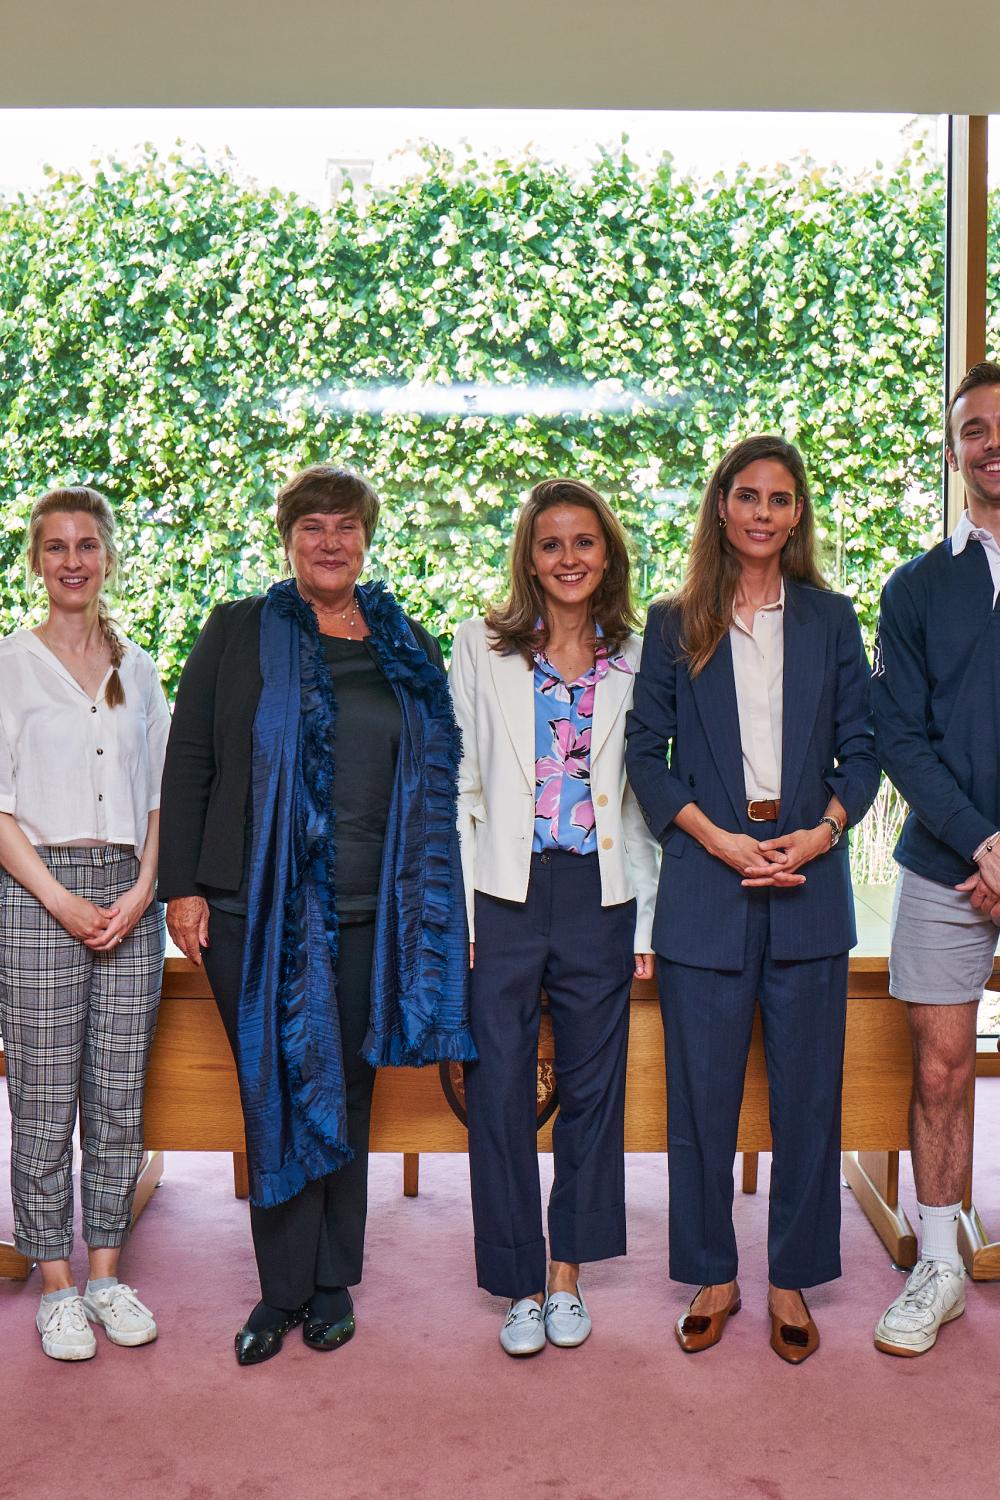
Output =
[{"x1": 729, "y1": 583, "x2": 784, "y2": 802}]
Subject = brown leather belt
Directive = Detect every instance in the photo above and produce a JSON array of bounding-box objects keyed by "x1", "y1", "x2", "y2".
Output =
[{"x1": 747, "y1": 798, "x2": 780, "y2": 822}]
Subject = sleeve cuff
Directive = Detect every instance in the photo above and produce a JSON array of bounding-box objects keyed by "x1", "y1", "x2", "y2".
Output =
[{"x1": 941, "y1": 806, "x2": 998, "y2": 863}]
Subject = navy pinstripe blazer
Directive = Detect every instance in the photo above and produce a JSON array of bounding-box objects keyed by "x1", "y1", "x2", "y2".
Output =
[{"x1": 625, "y1": 581, "x2": 879, "y2": 969}]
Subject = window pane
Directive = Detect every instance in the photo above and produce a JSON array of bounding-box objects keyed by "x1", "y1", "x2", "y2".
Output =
[{"x1": 0, "y1": 108, "x2": 947, "y2": 888}]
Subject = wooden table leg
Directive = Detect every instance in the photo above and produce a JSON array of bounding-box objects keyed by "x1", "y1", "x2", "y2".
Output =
[
  {"x1": 741, "y1": 1152, "x2": 759, "y2": 1194},
  {"x1": 403, "y1": 1153, "x2": 419, "y2": 1198},
  {"x1": 841, "y1": 1150, "x2": 917, "y2": 1268},
  {"x1": 957, "y1": 1207, "x2": 1000, "y2": 1280},
  {"x1": 129, "y1": 1150, "x2": 164, "y2": 1226},
  {"x1": 0, "y1": 1241, "x2": 32, "y2": 1280},
  {"x1": 233, "y1": 1152, "x2": 250, "y2": 1200},
  {"x1": 956, "y1": 1083, "x2": 1000, "y2": 1278}
]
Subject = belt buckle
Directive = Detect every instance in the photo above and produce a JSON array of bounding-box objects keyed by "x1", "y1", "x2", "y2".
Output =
[{"x1": 747, "y1": 801, "x2": 772, "y2": 823}]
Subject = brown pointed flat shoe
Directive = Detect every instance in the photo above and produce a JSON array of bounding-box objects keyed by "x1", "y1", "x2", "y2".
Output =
[
  {"x1": 675, "y1": 1284, "x2": 741, "y2": 1353},
  {"x1": 768, "y1": 1293, "x2": 819, "y2": 1365}
]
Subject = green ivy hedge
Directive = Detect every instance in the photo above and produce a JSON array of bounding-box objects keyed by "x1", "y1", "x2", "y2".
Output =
[{"x1": 2, "y1": 138, "x2": 996, "y2": 699}]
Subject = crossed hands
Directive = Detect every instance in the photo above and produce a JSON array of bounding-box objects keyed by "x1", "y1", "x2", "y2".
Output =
[
  {"x1": 52, "y1": 882, "x2": 152, "y2": 950},
  {"x1": 708, "y1": 825, "x2": 832, "y2": 889}
]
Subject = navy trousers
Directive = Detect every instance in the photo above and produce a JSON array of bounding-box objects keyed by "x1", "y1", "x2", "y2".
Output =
[
  {"x1": 657, "y1": 891, "x2": 847, "y2": 1290},
  {"x1": 464, "y1": 851, "x2": 636, "y2": 1299}
]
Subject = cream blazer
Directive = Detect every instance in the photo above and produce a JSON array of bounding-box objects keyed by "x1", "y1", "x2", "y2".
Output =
[{"x1": 449, "y1": 616, "x2": 660, "y2": 949}]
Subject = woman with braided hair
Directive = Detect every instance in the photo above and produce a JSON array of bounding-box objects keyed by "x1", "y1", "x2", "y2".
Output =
[{"x1": 0, "y1": 486, "x2": 170, "y2": 1361}]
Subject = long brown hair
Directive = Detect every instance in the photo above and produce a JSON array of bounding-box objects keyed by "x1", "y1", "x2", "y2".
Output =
[
  {"x1": 28, "y1": 486, "x2": 127, "y2": 708},
  {"x1": 486, "y1": 478, "x2": 639, "y2": 663},
  {"x1": 675, "y1": 435, "x2": 828, "y2": 677}
]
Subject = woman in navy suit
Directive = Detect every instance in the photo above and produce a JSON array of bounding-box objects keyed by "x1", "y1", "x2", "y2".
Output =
[{"x1": 626, "y1": 435, "x2": 879, "y2": 1363}]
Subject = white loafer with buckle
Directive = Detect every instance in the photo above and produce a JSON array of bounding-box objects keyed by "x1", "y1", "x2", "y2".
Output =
[
  {"x1": 544, "y1": 1288, "x2": 592, "y2": 1348},
  {"x1": 499, "y1": 1297, "x2": 546, "y2": 1357}
]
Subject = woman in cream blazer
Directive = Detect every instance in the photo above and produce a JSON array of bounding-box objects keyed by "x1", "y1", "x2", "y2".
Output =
[{"x1": 450, "y1": 478, "x2": 659, "y2": 1358}]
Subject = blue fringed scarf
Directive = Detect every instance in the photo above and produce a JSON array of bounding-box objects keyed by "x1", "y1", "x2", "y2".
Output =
[{"x1": 237, "y1": 577, "x2": 475, "y2": 1208}]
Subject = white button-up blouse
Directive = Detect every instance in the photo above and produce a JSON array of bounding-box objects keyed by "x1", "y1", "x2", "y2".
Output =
[
  {"x1": 0, "y1": 629, "x2": 171, "y2": 855},
  {"x1": 729, "y1": 583, "x2": 785, "y2": 801}
]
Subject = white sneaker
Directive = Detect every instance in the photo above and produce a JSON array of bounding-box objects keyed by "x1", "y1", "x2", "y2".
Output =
[
  {"x1": 36, "y1": 1294, "x2": 98, "y2": 1361},
  {"x1": 544, "y1": 1288, "x2": 592, "y2": 1348},
  {"x1": 499, "y1": 1297, "x2": 546, "y2": 1357},
  {"x1": 874, "y1": 1258, "x2": 966, "y2": 1357},
  {"x1": 83, "y1": 1283, "x2": 158, "y2": 1347}
]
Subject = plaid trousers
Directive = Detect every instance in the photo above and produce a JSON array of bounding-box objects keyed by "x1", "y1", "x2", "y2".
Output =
[{"x1": 0, "y1": 845, "x2": 165, "y2": 1260}]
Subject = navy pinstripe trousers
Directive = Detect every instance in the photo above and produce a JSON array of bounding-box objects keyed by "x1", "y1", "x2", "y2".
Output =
[
  {"x1": 657, "y1": 890, "x2": 847, "y2": 1290},
  {"x1": 465, "y1": 851, "x2": 635, "y2": 1299}
]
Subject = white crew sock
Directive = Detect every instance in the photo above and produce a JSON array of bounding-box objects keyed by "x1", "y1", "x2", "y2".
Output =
[{"x1": 916, "y1": 1200, "x2": 963, "y2": 1271}]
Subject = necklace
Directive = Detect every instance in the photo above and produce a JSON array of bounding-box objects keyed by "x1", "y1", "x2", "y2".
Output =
[
  {"x1": 336, "y1": 595, "x2": 361, "y2": 638},
  {"x1": 307, "y1": 590, "x2": 363, "y2": 640},
  {"x1": 36, "y1": 623, "x2": 109, "y2": 700}
]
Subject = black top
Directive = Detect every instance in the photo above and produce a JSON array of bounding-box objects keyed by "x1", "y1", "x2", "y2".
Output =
[
  {"x1": 323, "y1": 636, "x2": 401, "y2": 916},
  {"x1": 207, "y1": 636, "x2": 401, "y2": 918},
  {"x1": 158, "y1": 593, "x2": 444, "y2": 903}
]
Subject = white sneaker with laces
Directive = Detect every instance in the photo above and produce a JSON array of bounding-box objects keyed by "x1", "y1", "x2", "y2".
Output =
[
  {"x1": 36, "y1": 1294, "x2": 98, "y2": 1361},
  {"x1": 499, "y1": 1297, "x2": 546, "y2": 1357},
  {"x1": 544, "y1": 1288, "x2": 592, "y2": 1348},
  {"x1": 83, "y1": 1283, "x2": 158, "y2": 1346},
  {"x1": 874, "y1": 1258, "x2": 966, "y2": 1357}
]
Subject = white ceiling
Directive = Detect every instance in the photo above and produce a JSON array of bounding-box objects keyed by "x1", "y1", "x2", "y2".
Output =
[{"x1": 3, "y1": 0, "x2": 998, "y2": 112}]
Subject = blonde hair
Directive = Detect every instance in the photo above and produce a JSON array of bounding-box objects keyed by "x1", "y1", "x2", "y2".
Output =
[
  {"x1": 28, "y1": 486, "x2": 126, "y2": 708},
  {"x1": 675, "y1": 435, "x2": 828, "y2": 677},
  {"x1": 486, "y1": 478, "x2": 639, "y2": 664}
]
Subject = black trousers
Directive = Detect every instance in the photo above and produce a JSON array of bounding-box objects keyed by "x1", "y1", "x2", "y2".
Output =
[
  {"x1": 203, "y1": 907, "x2": 376, "y2": 1309},
  {"x1": 464, "y1": 851, "x2": 635, "y2": 1299}
]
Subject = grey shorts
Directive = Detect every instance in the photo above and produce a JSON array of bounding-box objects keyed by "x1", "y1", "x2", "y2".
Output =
[{"x1": 888, "y1": 866, "x2": 999, "y2": 1005}]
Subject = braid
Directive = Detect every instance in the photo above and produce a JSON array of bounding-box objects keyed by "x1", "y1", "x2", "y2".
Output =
[
  {"x1": 97, "y1": 596, "x2": 126, "y2": 708},
  {"x1": 28, "y1": 485, "x2": 128, "y2": 708}
]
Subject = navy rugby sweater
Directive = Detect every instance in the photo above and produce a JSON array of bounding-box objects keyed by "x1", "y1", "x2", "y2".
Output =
[{"x1": 873, "y1": 536, "x2": 1000, "y2": 886}]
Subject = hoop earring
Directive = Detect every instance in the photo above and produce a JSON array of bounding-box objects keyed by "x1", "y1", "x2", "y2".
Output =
[
  {"x1": 718, "y1": 516, "x2": 727, "y2": 530},
  {"x1": 787, "y1": 526, "x2": 796, "y2": 538}
]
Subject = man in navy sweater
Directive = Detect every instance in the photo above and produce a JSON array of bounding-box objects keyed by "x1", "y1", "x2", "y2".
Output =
[{"x1": 872, "y1": 360, "x2": 1000, "y2": 1356}]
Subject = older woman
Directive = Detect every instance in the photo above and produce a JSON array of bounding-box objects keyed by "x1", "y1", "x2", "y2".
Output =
[
  {"x1": 0, "y1": 486, "x2": 169, "y2": 1361},
  {"x1": 159, "y1": 465, "x2": 474, "y2": 1365},
  {"x1": 626, "y1": 435, "x2": 879, "y2": 1363},
  {"x1": 450, "y1": 478, "x2": 659, "y2": 1356}
]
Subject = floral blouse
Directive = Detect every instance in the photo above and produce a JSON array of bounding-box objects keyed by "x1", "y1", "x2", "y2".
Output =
[{"x1": 531, "y1": 630, "x2": 634, "y2": 856}]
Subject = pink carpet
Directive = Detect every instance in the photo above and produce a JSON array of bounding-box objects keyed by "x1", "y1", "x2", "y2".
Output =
[{"x1": 2, "y1": 1081, "x2": 999, "y2": 1500}]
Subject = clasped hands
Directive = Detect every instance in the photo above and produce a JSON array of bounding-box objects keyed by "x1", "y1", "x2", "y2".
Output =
[
  {"x1": 710, "y1": 825, "x2": 832, "y2": 889},
  {"x1": 957, "y1": 843, "x2": 1000, "y2": 925},
  {"x1": 53, "y1": 881, "x2": 153, "y2": 950}
]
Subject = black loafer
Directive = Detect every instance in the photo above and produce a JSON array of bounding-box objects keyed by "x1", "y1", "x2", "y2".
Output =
[
  {"x1": 302, "y1": 1310, "x2": 356, "y2": 1351},
  {"x1": 234, "y1": 1304, "x2": 308, "y2": 1366}
]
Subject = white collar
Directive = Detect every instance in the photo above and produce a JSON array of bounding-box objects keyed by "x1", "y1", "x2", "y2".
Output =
[{"x1": 952, "y1": 510, "x2": 1000, "y2": 554}]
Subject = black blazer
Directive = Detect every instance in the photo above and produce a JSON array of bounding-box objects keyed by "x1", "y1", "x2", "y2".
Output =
[
  {"x1": 157, "y1": 594, "x2": 444, "y2": 901},
  {"x1": 625, "y1": 581, "x2": 880, "y2": 968}
]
